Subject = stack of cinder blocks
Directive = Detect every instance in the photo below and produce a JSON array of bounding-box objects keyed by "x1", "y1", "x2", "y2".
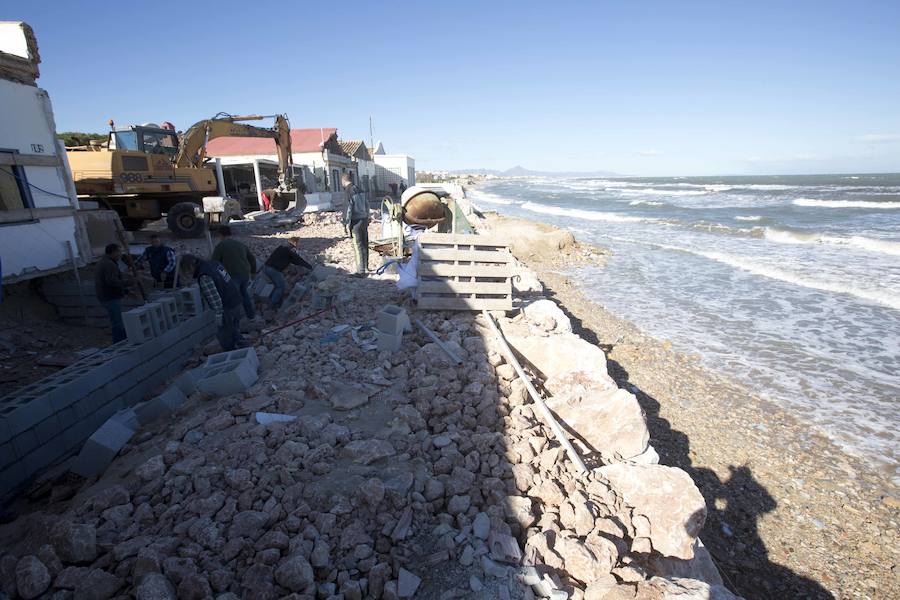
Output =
[
  {"x1": 375, "y1": 305, "x2": 412, "y2": 352},
  {"x1": 197, "y1": 347, "x2": 260, "y2": 396},
  {"x1": 0, "y1": 294, "x2": 217, "y2": 497}
]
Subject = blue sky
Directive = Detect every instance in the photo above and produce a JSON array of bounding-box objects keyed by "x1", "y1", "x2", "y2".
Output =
[{"x1": 14, "y1": 0, "x2": 900, "y2": 175}]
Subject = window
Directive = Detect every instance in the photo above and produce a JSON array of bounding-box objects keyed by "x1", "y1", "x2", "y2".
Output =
[
  {"x1": 141, "y1": 130, "x2": 178, "y2": 156},
  {"x1": 113, "y1": 131, "x2": 138, "y2": 151},
  {"x1": 0, "y1": 155, "x2": 33, "y2": 211}
]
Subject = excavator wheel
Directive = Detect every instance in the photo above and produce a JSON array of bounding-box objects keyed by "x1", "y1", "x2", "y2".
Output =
[{"x1": 167, "y1": 202, "x2": 206, "y2": 238}]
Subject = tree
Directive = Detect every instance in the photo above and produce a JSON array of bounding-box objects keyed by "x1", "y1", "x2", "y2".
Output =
[{"x1": 59, "y1": 131, "x2": 106, "y2": 147}]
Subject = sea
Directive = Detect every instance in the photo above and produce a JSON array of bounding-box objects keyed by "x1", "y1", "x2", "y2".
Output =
[{"x1": 468, "y1": 174, "x2": 900, "y2": 477}]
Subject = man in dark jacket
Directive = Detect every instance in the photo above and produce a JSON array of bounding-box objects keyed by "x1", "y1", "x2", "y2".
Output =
[
  {"x1": 178, "y1": 254, "x2": 245, "y2": 351},
  {"x1": 135, "y1": 234, "x2": 176, "y2": 288},
  {"x1": 211, "y1": 225, "x2": 257, "y2": 319},
  {"x1": 95, "y1": 243, "x2": 130, "y2": 343},
  {"x1": 342, "y1": 173, "x2": 369, "y2": 275},
  {"x1": 263, "y1": 237, "x2": 312, "y2": 309}
]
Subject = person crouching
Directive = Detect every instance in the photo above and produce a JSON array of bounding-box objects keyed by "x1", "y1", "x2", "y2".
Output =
[{"x1": 179, "y1": 254, "x2": 246, "y2": 351}]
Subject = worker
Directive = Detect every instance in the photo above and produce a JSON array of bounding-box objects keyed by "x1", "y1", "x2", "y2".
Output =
[
  {"x1": 178, "y1": 254, "x2": 245, "y2": 351},
  {"x1": 95, "y1": 243, "x2": 130, "y2": 343},
  {"x1": 263, "y1": 237, "x2": 312, "y2": 310},
  {"x1": 211, "y1": 225, "x2": 257, "y2": 320},
  {"x1": 135, "y1": 233, "x2": 176, "y2": 288},
  {"x1": 399, "y1": 180, "x2": 407, "y2": 196},
  {"x1": 342, "y1": 173, "x2": 369, "y2": 275}
]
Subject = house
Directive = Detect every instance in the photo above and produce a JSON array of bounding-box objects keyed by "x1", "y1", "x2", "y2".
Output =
[
  {"x1": 0, "y1": 22, "x2": 94, "y2": 283},
  {"x1": 206, "y1": 128, "x2": 356, "y2": 211},
  {"x1": 339, "y1": 140, "x2": 376, "y2": 199},
  {"x1": 373, "y1": 142, "x2": 416, "y2": 193}
]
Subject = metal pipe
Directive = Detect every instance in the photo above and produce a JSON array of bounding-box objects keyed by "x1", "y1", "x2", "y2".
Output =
[
  {"x1": 414, "y1": 318, "x2": 462, "y2": 364},
  {"x1": 482, "y1": 310, "x2": 588, "y2": 472},
  {"x1": 252, "y1": 159, "x2": 264, "y2": 211}
]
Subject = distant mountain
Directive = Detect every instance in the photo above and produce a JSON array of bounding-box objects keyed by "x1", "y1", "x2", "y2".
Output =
[{"x1": 449, "y1": 165, "x2": 620, "y2": 177}]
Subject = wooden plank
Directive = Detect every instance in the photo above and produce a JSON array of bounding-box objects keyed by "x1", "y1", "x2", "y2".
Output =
[
  {"x1": 418, "y1": 280, "x2": 511, "y2": 294},
  {"x1": 419, "y1": 248, "x2": 511, "y2": 263},
  {"x1": 417, "y1": 297, "x2": 513, "y2": 311},
  {"x1": 419, "y1": 263, "x2": 513, "y2": 278},
  {"x1": 419, "y1": 232, "x2": 509, "y2": 247}
]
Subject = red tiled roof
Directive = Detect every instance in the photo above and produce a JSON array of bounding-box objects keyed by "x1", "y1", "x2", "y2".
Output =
[{"x1": 206, "y1": 128, "x2": 338, "y2": 156}]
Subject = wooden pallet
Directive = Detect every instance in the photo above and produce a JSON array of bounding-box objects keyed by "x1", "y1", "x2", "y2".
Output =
[{"x1": 416, "y1": 233, "x2": 513, "y2": 311}]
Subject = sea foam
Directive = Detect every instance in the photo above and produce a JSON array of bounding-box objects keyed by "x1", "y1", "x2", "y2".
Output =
[{"x1": 794, "y1": 198, "x2": 900, "y2": 209}]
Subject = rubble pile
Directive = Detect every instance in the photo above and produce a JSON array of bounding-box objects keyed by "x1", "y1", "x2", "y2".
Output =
[{"x1": 0, "y1": 217, "x2": 739, "y2": 599}]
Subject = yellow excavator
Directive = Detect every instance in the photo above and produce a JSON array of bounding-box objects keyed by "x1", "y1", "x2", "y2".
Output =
[{"x1": 66, "y1": 113, "x2": 302, "y2": 237}]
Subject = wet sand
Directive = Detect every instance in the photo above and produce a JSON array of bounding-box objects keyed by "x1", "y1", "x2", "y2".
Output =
[{"x1": 478, "y1": 212, "x2": 900, "y2": 600}]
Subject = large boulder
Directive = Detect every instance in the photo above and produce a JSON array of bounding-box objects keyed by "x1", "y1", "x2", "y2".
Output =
[
  {"x1": 15, "y1": 556, "x2": 50, "y2": 599},
  {"x1": 502, "y1": 325, "x2": 608, "y2": 382},
  {"x1": 546, "y1": 385, "x2": 649, "y2": 460},
  {"x1": 522, "y1": 299, "x2": 571, "y2": 333},
  {"x1": 647, "y1": 539, "x2": 724, "y2": 587},
  {"x1": 604, "y1": 576, "x2": 743, "y2": 599},
  {"x1": 598, "y1": 464, "x2": 706, "y2": 560}
]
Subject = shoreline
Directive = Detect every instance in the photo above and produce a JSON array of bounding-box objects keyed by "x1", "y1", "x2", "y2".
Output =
[{"x1": 472, "y1": 209, "x2": 899, "y2": 599}]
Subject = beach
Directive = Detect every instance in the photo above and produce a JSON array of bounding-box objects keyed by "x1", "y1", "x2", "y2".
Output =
[{"x1": 477, "y1": 210, "x2": 900, "y2": 599}]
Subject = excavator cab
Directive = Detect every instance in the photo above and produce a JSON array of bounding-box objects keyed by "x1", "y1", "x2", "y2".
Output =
[{"x1": 108, "y1": 126, "x2": 179, "y2": 158}]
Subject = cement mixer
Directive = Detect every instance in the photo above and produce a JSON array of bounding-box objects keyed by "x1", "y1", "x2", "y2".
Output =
[{"x1": 380, "y1": 186, "x2": 453, "y2": 256}]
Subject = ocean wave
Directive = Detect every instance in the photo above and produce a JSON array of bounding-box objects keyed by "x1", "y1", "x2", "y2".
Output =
[
  {"x1": 470, "y1": 191, "x2": 517, "y2": 205},
  {"x1": 607, "y1": 236, "x2": 900, "y2": 311},
  {"x1": 735, "y1": 215, "x2": 764, "y2": 221},
  {"x1": 629, "y1": 200, "x2": 667, "y2": 207},
  {"x1": 618, "y1": 188, "x2": 708, "y2": 197},
  {"x1": 793, "y1": 198, "x2": 900, "y2": 209},
  {"x1": 764, "y1": 228, "x2": 900, "y2": 256},
  {"x1": 521, "y1": 202, "x2": 651, "y2": 223}
]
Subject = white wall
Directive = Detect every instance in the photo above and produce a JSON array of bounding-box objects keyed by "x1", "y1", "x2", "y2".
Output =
[
  {"x1": 1, "y1": 77, "x2": 81, "y2": 281},
  {"x1": 374, "y1": 154, "x2": 416, "y2": 188}
]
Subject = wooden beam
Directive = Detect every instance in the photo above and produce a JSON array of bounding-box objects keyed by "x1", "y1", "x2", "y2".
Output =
[
  {"x1": 419, "y1": 232, "x2": 509, "y2": 247},
  {"x1": 418, "y1": 280, "x2": 512, "y2": 294},
  {"x1": 417, "y1": 297, "x2": 513, "y2": 311},
  {"x1": 419, "y1": 248, "x2": 511, "y2": 263},
  {"x1": 419, "y1": 263, "x2": 513, "y2": 278}
]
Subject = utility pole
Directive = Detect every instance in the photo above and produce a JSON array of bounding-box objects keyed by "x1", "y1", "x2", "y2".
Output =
[{"x1": 369, "y1": 116, "x2": 374, "y2": 152}]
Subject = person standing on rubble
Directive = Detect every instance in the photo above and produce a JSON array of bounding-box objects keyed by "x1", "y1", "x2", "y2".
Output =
[
  {"x1": 211, "y1": 225, "x2": 257, "y2": 320},
  {"x1": 95, "y1": 243, "x2": 131, "y2": 344},
  {"x1": 263, "y1": 237, "x2": 312, "y2": 310},
  {"x1": 342, "y1": 173, "x2": 369, "y2": 275},
  {"x1": 178, "y1": 254, "x2": 246, "y2": 351},
  {"x1": 135, "y1": 233, "x2": 176, "y2": 288}
]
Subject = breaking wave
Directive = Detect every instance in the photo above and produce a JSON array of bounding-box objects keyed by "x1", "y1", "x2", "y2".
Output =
[
  {"x1": 793, "y1": 198, "x2": 900, "y2": 209},
  {"x1": 764, "y1": 228, "x2": 900, "y2": 256},
  {"x1": 470, "y1": 191, "x2": 517, "y2": 205},
  {"x1": 735, "y1": 215, "x2": 763, "y2": 221},
  {"x1": 520, "y1": 202, "x2": 651, "y2": 223}
]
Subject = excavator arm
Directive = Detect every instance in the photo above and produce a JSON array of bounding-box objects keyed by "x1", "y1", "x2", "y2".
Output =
[{"x1": 175, "y1": 114, "x2": 295, "y2": 190}]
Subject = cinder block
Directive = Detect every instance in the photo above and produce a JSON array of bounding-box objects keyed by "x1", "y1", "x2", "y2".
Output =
[
  {"x1": 173, "y1": 367, "x2": 204, "y2": 395},
  {"x1": 33, "y1": 415, "x2": 63, "y2": 444},
  {"x1": 123, "y1": 307, "x2": 155, "y2": 344},
  {"x1": 311, "y1": 291, "x2": 334, "y2": 310},
  {"x1": 110, "y1": 408, "x2": 140, "y2": 430},
  {"x1": 23, "y1": 438, "x2": 67, "y2": 476},
  {"x1": 133, "y1": 397, "x2": 166, "y2": 425},
  {"x1": 209, "y1": 347, "x2": 259, "y2": 371},
  {"x1": 285, "y1": 282, "x2": 309, "y2": 306},
  {"x1": 197, "y1": 359, "x2": 258, "y2": 396},
  {"x1": 176, "y1": 286, "x2": 203, "y2": 317},
  {"x1": 72, "y1": 389, "x2": 111, "y2": 420},
  {"x1": 0, "y1": 395, "x2": 54, "y2": 437},
  {"x1": 145, "y1": 302, "x2": 168, "y2": 336},
  {"x1": 11, "y1": 429, "x2": 40, "y2": 457},
  {"x1": 376, "y1": 331, "x2": 403, "y2": 352},
  {"x1": 159, "y1": 296, "x2": 179, "y2": 329},
  {"x1": 0, "y1": 441, "x2": 15, "y2": 469},
  {"x1": 61, "y1": 408, "x2": 109, "y2": 452},
  {"x1": 70, "y1": 418, "x2": 135, "y2": 477},
  {"x1": 0, "y1": 462, "x2": 27, "y2": 498},
  {"x1": 311, "y1": 264, "x2": 340, "y2": 282},
  {"x1": 376, "y1": 305, "x2": 412, "y2": 335},
  {"x1": 158, "y1": 385, "x2": 186, "y2": 411}
]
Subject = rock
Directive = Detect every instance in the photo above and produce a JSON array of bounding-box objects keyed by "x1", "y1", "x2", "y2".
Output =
[
  {"x1": 310, "y1": 540, "x2": 330, "y2": 568},
  {"x1": 204, "y1": 412, "x2": 235, "y2": 432},
  {"x1": 35, "y1": 545, "x2": 62, "y2": 578},
  {"x1": 275, "y1": 555, "x2": 314, "y2": 592},
  {"x1": 432, "y1": 434, "x2": 452, "y2": 448},
  {"x1": 1, "y1": 554, "x2": 18, "y2": 597},
  {"x1": 359, "y1": 478, "x2": 386, "y2": 506},
  {"x1": 459, "y1": 545, "x2": 474, "y2": 566},
  {"x1": 16, "y1": 556, "x2": 51, "y2": 599},
  {"x1": 73, "y1": 568, "x2": 123, "y2": 600},
  {"x1": 523, "y1": 299, "x2": 572, "y2": 333},
  {"x1": 53, "y1": 523, "x2": 97, "y2": 563},
  {"x1": 330, "y1": 383, "x2": 371, "y2": 410},
  {"x1": 502, "y1": 324, "x2": 608, "y2": 382},
  {"x1": 136, "y1": 573, "x2": 176, "y2": 600},
  {"x1": 553, "y1": 534, "x2": 617, "y2": 585},
  {"x1": 240, "y1": 564, "x2": 276, "y2": 600},
  {"x1": 228, "y1": 511, "x2": 269, "y2": 539},
  {"x1": 633, "y1": 576, "x2": 743, "y2": 599},
  {"x1": 504, "y1": 496, "x2": 537, "y2": 529},
  {"x1": 343, "y1": 439, "x2": 396, "y2": 464},
  {"x1": 447, "y1": 494, "x2": 471, "y2": 515},
  {"x1": 546, "y1": 385, "x2": 648, "y2": 460},
  {"x1": 177, "y1": 574, "x2": 212, "y2": 600},
  {"x1": 368, "y1": 563, "x2": 391, "y2": 599},
  {"x1": 583, "y1": 575, "x2": 617, "y2": 600},
  {"x1": 424, "y1": 478, "x2": 445, "y2": 501},
  {"x1": 397, "y1": 568, "x2": 421, "y2": 598},
  {"x1": 598, "y1": 463, "x2": 706, "y2": 559},
  {"x1": 469, "y1": 575, "x2": 484, "y2": 592},
  {"x1": 489, "y1": 532, "x2": 523, "y2": 564},
  {"x1": 472, "y1": 512, "x2": 491, "y2": 540},
  {"x1": 512, "y1": 264, "x2": 543, "y2": 294},
  {"x1": 647, "y1": 539, "x2": 724, "y2": 587}
]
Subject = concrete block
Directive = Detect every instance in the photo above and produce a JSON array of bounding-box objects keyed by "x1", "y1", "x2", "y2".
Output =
[
  {"x1": 110, "y1": 408, "x2": 140, "y2": 430},
  {"x1": 376, "y1": 305, "x2": 412, "y2": 335},
  {"x1": 23, "y1": 438, "x2": 67, "y2": 476},
  {"x1": 176, "y1": 285, "x2": 203, "y2": 317},
  {"x1": 61, "y1": 408, "x2": 109, "y2": 452},
  {"x1": 377, "y1": 331, "x2": 403, "y2": 352},
  {"x1": 159, "y1": 296, "x2": 179, "y2": 329},
  {"x1": 72, "y1": 389, "x2": 111, "y2": 420},
  {"x1": 158, "y1": 385, "x2": 186, "y2": 412},
  {"x1": 11, "y1": 428, "x2": 40, "y2": 457},
  {"x1": 0, "y1": 441, "x2": 16, "y2": 469},
  {"x1": 312, "y1": 291, "x2": 334, "y2": 310},
  {"x1": 0, "y1": 420, "x2": 10, "y2": 446},
  {"x1": 145, "y1": 302, "x2": 168, "y2": 336},
  {"x1": 285, "y1": 282, "x2": 310, "y2": 306},
  {"x1": 205, "y1": 347, "x2": 259, "y2": 372},
  {"x1": 33, "y1": 414, "x2": 63, "y2": 444},
  {"x1": 0, "y1": 394, "x2": 54, "y2": 437},
  {"x1": 123, "y1": 307, "x2": 155, "y2": 343},
  {"x1": 0, "y1": 462, "x2": 27, "y2": 498},
  {"x1": 311, "y1": 264, "x2": 340, "y2": 282},
  {"x1": 197, "y1": 359, "x2": 258, "y2": 396},
  {"x1": 133, "y1": 397, "x2": 166, "y2": 425},
  {"x1": 174, "y1": 367, "x2": 204, "y2": 396},
  {"x1": 70, "y1": 418, "x2": 135, "y2": 477}
]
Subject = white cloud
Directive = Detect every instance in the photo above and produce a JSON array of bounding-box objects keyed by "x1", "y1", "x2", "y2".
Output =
[
  {"x1": 856, "y1": 133, "x2": 900, "y2": 143},
  {"x1": 637, "y1": 149, "x2": 662, "y2": 156}
]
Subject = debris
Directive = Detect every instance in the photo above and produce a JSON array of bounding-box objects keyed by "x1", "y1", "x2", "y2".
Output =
[
  {"x1": 413, "y1": 318, "x2": 462, "y2": 364},
  {"x1": 255, "y1": 412, "x2": 298, "y2": 425},
  {"x1": 329, "y1": 382, "x2": 371, "y2": 410},
  {"x1": 397, "y1": 568, "x2": 421, "y2": 598}
]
